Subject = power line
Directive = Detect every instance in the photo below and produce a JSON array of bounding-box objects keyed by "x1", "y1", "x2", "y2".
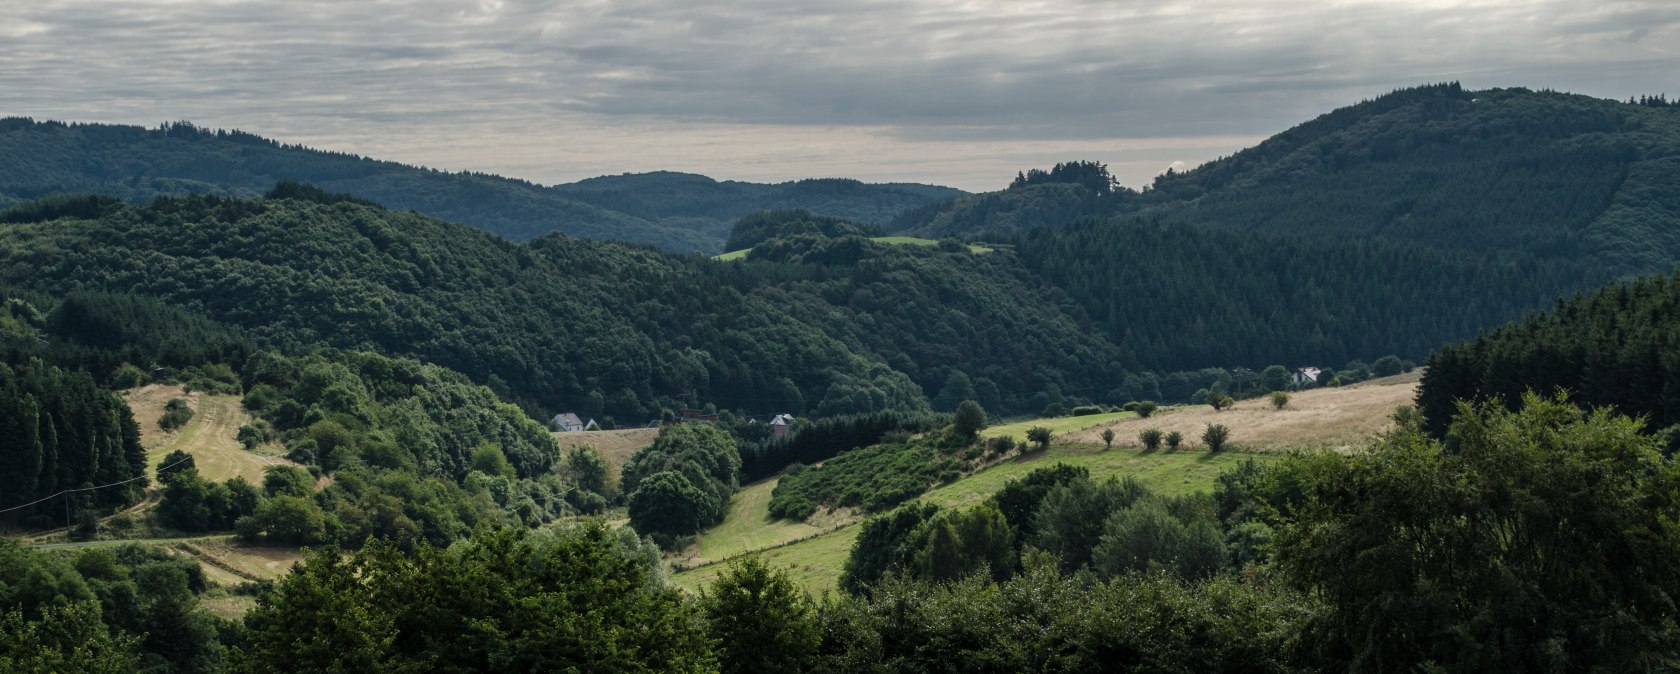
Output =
[{"x1": 0, "y1": 455, "x2": 194, "y2": 515}]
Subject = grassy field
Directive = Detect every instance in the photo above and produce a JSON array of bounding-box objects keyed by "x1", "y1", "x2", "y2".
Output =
[
  {"x1": 1063, "y1": 372, "x2": 1419, "y2": 452},
  {"x1": 985, "y1": 410, "x2": 1137, "y2": 440},
  {"x1": 673, "y1": 477, "x2": 831, "y2": 568},
  {"x1": 671, "y1": 377, "x2": 1420, "y2": 595},
  {"x1": 713, "y1": 236, "x2": 992, "y2": 261},
  {"x1": 125, "y1": 384, "x2": 295, "y2": 484},
  {"x1": 672, "y1": 442, "x2": 1277, "y2": 595},
  {"x1": 551, "y1": 427, "x2": 658, "y2": 491}
]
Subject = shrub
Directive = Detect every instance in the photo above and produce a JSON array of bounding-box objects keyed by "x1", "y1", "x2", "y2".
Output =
[
  {"x1": 1025, "y1": 427, "x2": 1053, "y2": 451},
  {"x1": 1070, "y1": 405, "x2": 1105, "y2": 417},
  {"x1": 1269, "y1": 391, "x2": 1290, "y2": 410},
  {"x1": 1202, "y1": 424, "x2": 1231, "y2": 452},
  {"x1": 159, "y1": 398, "x2": 194, "y2": 431},
  {"x1": 1139, "y1": 429, "x2": 1163, "y2": 451},
  {"x1": 1136, "y1": 401, "x2": 1158, "y2": 418},
  {"x1": 1165, "y1": 431, "x2": 1184, "y2": 451}
]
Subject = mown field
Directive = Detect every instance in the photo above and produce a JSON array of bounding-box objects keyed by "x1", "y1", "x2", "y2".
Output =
[
  {"x1": 125, "y1": 384, "x2": 295, "y2": 483},
  {"x1": 672, "y1": 375, "x2": 1421, "y2": 595}
]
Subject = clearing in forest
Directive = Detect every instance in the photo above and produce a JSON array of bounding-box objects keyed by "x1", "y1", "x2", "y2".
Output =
[
  {"x1": 551, "y1": 427, "x2": 659, "y2": 488},
  {"x1": 124, "y1": 384, "x2": 295, "y2": 484}
]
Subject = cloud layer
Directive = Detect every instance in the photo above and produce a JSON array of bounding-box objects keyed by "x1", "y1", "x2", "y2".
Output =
[{"x1": 3, "y1": 0, "x2": 1677, "y2": 190}]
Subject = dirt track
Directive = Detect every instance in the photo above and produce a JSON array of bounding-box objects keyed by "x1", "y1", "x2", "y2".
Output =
[{"x1": 125, "y1": 385, "x2": 295, "y2": 484}]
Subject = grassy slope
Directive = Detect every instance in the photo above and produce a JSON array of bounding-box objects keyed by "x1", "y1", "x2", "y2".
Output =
[
  {"x1": 550, "y1": 427, "x2": 658, "y2": 492},
  {"x1": 713, "y1": 236, "x2": 992, "y2": 260},
  {"x1": 124, "y1": 384, "x2": 295, "y2": 484},
  {"x1": 672, "y1": 376, "x2": 1421, "y2": 595}
]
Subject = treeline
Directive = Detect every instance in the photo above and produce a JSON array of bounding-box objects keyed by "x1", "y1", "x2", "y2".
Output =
[
  {"x1": 154, "y1": 348, "x2": 593, "y2": 549},
  {"x1": 1017, "y1": 217, "x2": 1604, "y2": 372},
  {"x1": 0, "y1": 119, "x2": 961, "y2": 252},
  {"x1": 14, "y1": 394, "x2": 1674, "y2": 671},
  {"x1": 737, "y1": 410, "x2": 944, "y2": 482},
  {"x1": 0, "y1": 360, "x2": 147, "y2": 525},
  {"x1": 1418, "y1": 271, "x2": 1680, "y2": 439},
  {"x1": 0, "y1": 193, "x2": 1130, "y2": 419},
  {"x1": 722, "y1": 209, "x2": 883, "y2": 253}
]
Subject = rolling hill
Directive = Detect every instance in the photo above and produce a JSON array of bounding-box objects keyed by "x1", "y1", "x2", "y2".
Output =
[{"x1": 0, "y1": 118, "x2": 962, "y2": 253}]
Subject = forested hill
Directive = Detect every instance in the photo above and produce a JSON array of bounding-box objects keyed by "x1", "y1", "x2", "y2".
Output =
[
  {"x1": 0, "y1": 192, "x2": 1125, "y2": 421},
  {"x1": 897, "y1": 85, "x2": 1680, "y2": 273},
  {"x1": 0, "y1": 118, "x2": 961, "y2": 253}
]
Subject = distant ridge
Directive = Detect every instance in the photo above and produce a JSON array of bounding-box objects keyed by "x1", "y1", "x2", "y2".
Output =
[{"x1": 0, "y1": 118, "x2": 963, "y2": 253}]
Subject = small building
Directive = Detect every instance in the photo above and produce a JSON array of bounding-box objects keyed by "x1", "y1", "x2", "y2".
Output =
[
  {"x1": 770, "y1": 413, "x2": 795, "y2": 438},
  {"x1": 550, "y1": 412, "x2": 599, "y2": 433},
  {"x1": 1292, "y1": 367, "x2": 1322, "y2": 386}
]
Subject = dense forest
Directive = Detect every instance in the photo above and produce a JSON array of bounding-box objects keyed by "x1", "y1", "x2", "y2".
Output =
[
  {"x1": 897, "y1": 85, "x2": 1680, "y2": 276},
  {"x1": 1016, "y1": 217, "x2": 1604, "y2": 371},
  {"x1": 0, "y1": 359, "x2": 147, "y2": 526},
  {"x1": 11, "y1": 393, "x2": 1677, "y2": 671},
  {"x1": 1417, "y1": 272, "x2": 1680, "y2": 440},
  {"x1": 0, "y1": 119, "x2": 962, "y2": 253},
  {"x1": 0, "y1": 193, "x2": 1133, "y2": 419}
]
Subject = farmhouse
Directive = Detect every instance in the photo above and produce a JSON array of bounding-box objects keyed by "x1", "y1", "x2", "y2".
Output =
[
  {"x1": 1293, "y1": 367, "x2": 1322, "y2": 386},
  {"x1": 770, "y1": 413, "x2": 795, "y2": 438},
  {"x1": 550, "y1": 412, "x2": 599, "y2": 432}
]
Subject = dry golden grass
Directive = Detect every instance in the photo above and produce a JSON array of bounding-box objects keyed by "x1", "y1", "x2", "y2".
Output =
[
  {"x1": 1065, "y1": 372, "x2": 1421, "y2": 452},
  {"x1": 124, "y1": 384, "x2": 295, "y2": 484},
  {"x1": 551, "y1": 427, "x2": 658, "y2": 490},
  {"x1": 173, "y1": 537, "x2": 302, "y2": 583}
]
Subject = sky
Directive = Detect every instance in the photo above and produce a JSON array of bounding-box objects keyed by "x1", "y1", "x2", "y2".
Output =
[{"x1": 2, "y1": 0, "x2": 1677, "y2": 192}]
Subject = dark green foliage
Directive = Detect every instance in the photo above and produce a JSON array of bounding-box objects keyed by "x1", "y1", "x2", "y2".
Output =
[
  {"x1": 1, "y1": 290, "x2": 254, "y2": 389},
  {"x1": 908, "y1": 502, "x2": 1016, "y2": 582},
  {"x1": 700, "y1": 556, "x2": 821, "y2": 674},
  {"x1": 1370, "y1": 354, "x2": 1405, "y2": 377},
  {"x1": 1139, "y1": 428, "x2": 1163, "y2": 451},
  {"x1": 236, "y1": 524, "x2": 714, "y2": 673},
  {"x1": 1272, "y1": 395, "x2": 1680, "y2": 671},
  {"x1": 988, "y1": 464, "x2": 1090, "y2": 543},
  {"x1": 952, "y1": 400, "x2": 987, "y2": 440},
  {"x1": 1203, "y1": 424, "x2": 1231, "y2": 452},
  {"x1": 624, "y1": 424, "x2": 741, "y2": 537},
  {"x1": 1260, "y1": 365, "x2": 1291, "y2": 392},
  {"x1": 1025, "y1": 426, "x2": 1052, "y2": 451},
  {"x1": 157, "y1": 449, "x2": 196, "y2": 485},
  {"x1": 1093, "y1": 496, "x2": 1227, "y2": 581},
  {"x1": 1135, "y1": 400, "x2": 1158, "y2": 417},
  {"x1": 0, "y1": 359, "x2": 147, "y2": 524},
  {"x1": 817, "y1": 556, "x2": 1309, "y2": 673},
  {"x1": 737, "y1": 410, "x2": 943, "y2": 483},
  {"x1": 838, "y1": 503, "x2": 942, "y2": 594},
  {"x1": 1009, "y1": 160, "x2": 1123, "y2": 196},
  {"x1": 159, "y1": 397, "x2": 195, "y2": 431},
  {"x1": 767, "y1": 435, "x2": 964, "y2": 520},
  {"x1": 1165, "y1": 431, "x2": 1184, "y2": 451},
  {"x1": 0, "y1": 121, "x2": 959, "y2": 252},
  {"x1": 1419, "y1": 272, "x2": 1680, "y2": 438},
  {"x1": 158, "y1": 468, "x2": 260, "y2": 532},
  {"x1": 1270, "y1": 391, "x2": 1291, "y2": 410},
  {"x1": 722, "y1": 209, "x2": 883, "y2": 253},
  {"x1": 0, "y1": 195, "x2": 1120, "y2": 419},
  {"x1": 1030, "y1": 476, "x2": 1149, "y2": 572},
  {"x1": 0, "y1": 539, "x2": 227, "y2": 673}
]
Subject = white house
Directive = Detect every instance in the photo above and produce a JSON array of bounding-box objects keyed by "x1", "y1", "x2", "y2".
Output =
[
  {"x1": 551, "y1": 412, "x2": 600, "y2": 433},
  {"x1": 1292, "y1": 367, "x2": 1322, "y2": 386}
]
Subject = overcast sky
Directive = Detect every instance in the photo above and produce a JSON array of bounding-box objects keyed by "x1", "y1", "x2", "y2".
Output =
[{"x1": 3, "y1": 0, "x2": 1677, "y2": 191}]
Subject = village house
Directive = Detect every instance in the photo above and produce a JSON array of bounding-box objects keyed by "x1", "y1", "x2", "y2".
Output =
[
  {"x1": 770, "y1": 413, "x2": 795, "y2": 438},
  {"x1": 1292, "y1": 367, "x2": 1322, "y2": 386},
  {"x1": 550, "y1": 412, "x2": 599, "y2": 432}
]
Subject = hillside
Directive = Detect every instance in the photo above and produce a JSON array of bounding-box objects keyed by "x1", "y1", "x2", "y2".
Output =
[
  {"x1": 895, "y1": 85, "x2": 1680, "y2": 273},
  {"x1": 0, "y1": 192, "x2": 1131, "y2": 419},
  {"x1": 0, "y1": 119, "x2": 962, "y2": 253},
  {"x1": 125, "y1": 385, "x2": 294, "y2": 484}
]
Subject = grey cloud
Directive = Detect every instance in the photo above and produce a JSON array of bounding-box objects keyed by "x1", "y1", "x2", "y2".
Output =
[{"x1": 2, "y1": 0, "x2": 1678, "y2": 190}]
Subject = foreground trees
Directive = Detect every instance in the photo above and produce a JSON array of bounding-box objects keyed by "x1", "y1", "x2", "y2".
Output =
[{"x1": 237, "y1": 523, "x2": 709, "y2": 673}]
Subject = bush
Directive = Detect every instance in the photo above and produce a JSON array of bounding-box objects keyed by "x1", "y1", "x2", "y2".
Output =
[
  {"x1": 1025, "y1": 427, "x2": 1053, "y2": 452},
  {"x1": 1269, "y1": 391, "x2": 1290, "y2": 410},
  {"x1": 1202, "y1": 424, "x2": 1231, "y2": 452},
  {"x1": 1136, "y1": 401, "x2": 1159, "y2": 418},
  {"x1": 1165, "y1": 431, "x2": 1184, "y2": 451},
  {"x1": 1139, "y1": 429, "x2": 1163, "y2": 451},
  {"x1": 1208, "y1": 395, "x2": 1234, "y2": 412},
  {"x1": 1070, "y1": 405, "x2": 1105, "y2": 417},
  {"x1": 158, "y1": 398, "x2": 194, "y2": 431},
  {"x1": 110, "y1": 362, "x2": 147, "y2": 389},
  {"x1": 987, "y1": 436, "x2": 1016, "y2": 456}
]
